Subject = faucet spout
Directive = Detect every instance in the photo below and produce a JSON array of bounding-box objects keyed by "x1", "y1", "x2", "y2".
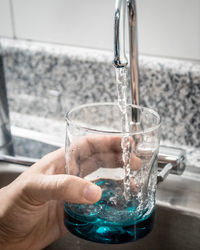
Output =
[
  {"x1": 114, "y1": 0, "x2": 128, "y2": 68},
  {"x1": 114, "y1": 0, "x2": 139, "y2": 106}
]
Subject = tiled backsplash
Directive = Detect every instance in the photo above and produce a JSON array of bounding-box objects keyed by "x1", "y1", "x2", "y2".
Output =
[{"x1": 1, "y1": 38, "x2": 200, "y2": 149}]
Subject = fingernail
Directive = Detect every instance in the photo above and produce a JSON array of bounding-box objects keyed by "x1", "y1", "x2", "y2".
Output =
[{"x1": 83, "y1": 184, "x2": 101, "y2": 202}]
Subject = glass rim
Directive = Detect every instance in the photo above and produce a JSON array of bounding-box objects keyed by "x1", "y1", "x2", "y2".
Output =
[{"x1": 66, "y1": 102, "x2": 161, "y2": 135}]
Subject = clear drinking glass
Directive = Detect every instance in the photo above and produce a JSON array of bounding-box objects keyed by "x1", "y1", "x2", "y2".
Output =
[{"x1": 64, "y1": 103, "x2": 161, "y2": 244}]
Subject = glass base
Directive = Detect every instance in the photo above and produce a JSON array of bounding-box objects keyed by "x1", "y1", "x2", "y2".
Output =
[{"x1": 64, "y1": 206, "x2": 155, "y2": 244}]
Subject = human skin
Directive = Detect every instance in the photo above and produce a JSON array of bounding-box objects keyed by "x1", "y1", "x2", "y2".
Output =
[
  {"x1": 0, "y1": 148, "x2": 102, "y2": 250},
  {"x1": 0, "y1": 136, "x2": 141, "y2": 250}
]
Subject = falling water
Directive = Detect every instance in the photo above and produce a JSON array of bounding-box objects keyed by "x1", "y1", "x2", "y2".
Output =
[{"x1": 115, "y1": 66, "x2": 131, "y2": 200}]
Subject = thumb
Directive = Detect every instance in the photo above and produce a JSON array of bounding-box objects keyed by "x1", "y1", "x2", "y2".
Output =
[{"x1": 23, "y1": 174, "x2": 102, "y2": 204}]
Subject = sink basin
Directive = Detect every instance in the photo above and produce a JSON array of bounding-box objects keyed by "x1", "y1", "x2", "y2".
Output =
[
  {"x1": 0, "y1": 132, "x2": 200, "y2": 250},
  {"x1": 0, "y1": 163, "x2": 199, "y2": 250},
  {"x1": 45, "y1": 206, "x2": 200, "y2": 250}
]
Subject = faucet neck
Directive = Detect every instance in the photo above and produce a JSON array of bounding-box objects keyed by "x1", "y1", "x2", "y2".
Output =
[{"x1": 114, "y1": 0, "x2": 139, "y2": 106}]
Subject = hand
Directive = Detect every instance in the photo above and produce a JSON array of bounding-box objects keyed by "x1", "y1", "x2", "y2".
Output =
[
  {"x1": 67, "y1": 135, "x2": 141, "y2": 178},
  {"x1": 0, "y1": 136, "x2": 141, "y2": 250},
  {"x1": 0, "y1": 148, "x2": 102, "y2": 250}
]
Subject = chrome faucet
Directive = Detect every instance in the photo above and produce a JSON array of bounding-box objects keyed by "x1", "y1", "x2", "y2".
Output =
[
  {"x1": 0, "y1": 49, "x2": 14, "y2": 155},
  {"x1": 113, "y1": 0, "x2": 186, "y2": 180},
  {"x1": 114, "y1": 0, "x2": 139, "y2": 107},
  {"x1": 0, "y1": 2, "x2": 186, "y2": 176}
]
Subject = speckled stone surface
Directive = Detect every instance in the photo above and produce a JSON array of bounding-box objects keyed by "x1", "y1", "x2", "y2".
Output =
[{"x1": 0, "y1": 38, "x2": 199, "y2": 155}]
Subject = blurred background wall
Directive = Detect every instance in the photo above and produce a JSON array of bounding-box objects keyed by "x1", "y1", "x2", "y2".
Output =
[{"x1": 0, "y1": 0, "x2": 199, "y2": 61}]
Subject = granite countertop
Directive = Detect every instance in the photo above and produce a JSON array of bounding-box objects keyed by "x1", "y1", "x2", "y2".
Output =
[{"x1": 0, "y1": 38, "x2": 200, "y2": 167}]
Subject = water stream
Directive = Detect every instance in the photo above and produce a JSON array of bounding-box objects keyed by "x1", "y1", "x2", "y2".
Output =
[{"x1": 115, "y1": 66, "x2": 131, "y2": 201}]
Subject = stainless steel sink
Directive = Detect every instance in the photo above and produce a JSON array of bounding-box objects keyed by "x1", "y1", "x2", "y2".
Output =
[
  {"x1": 0, "y1": 135, "x2": 200, "y2": 250},
  {"x1": 45, "y1": 206, "x2": 200, "y2": 250}
]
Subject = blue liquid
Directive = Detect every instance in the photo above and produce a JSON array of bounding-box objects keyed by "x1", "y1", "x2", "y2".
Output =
[{"x1": 64, "y1": 179, "x2": 155, "y2": 244}]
